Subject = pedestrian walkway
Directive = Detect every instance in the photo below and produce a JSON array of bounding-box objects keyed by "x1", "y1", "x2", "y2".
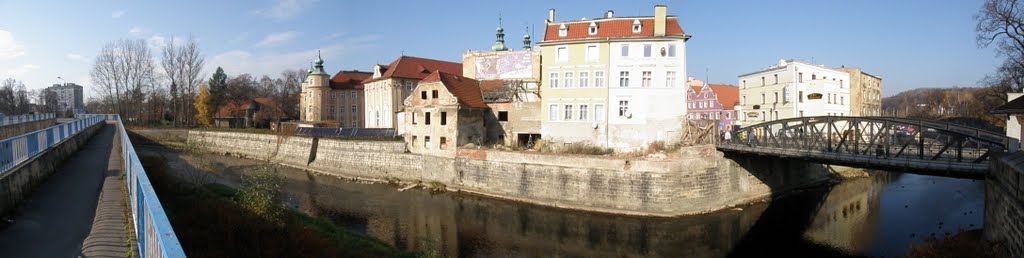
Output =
[{"x1": 0, "y1": 123, "x2": 132, "y2": 257}]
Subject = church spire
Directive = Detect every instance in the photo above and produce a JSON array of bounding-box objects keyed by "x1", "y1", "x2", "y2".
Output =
[
  {"x1": 310, "y1": 50, "x2": 328, "y2": 75},
  {"x1": 491, "y1": 15, "x2": 508, "y2": 51},
  {"x1": 523, "y1": 26, "x2": 532, "y2": 50}
]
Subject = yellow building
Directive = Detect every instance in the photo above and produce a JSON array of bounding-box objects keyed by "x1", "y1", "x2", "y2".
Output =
[
  {"x1": 539, "y1": 5, "x2": 690, "y2": 150},
  {"x1": 838, "y1": 67, "x2": 882, "y2": 117},
  {"x1": 298, "y1": 53, "x2": 369, "y2": 127}
]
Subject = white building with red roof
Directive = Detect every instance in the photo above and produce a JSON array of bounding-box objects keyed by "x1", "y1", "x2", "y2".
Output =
[{"x1": 538, "y1": 5, "x2": 691, "y2": 151}]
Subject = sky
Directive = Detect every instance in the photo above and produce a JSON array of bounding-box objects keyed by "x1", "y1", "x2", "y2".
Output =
[{"x1": 0, "y1": 0, "x2": 1003, "y2": 100}]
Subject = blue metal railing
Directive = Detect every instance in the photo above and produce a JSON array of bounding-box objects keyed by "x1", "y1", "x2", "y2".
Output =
[
  {"x1": 77, "y1": 114, "x2": 186, "y2": 258},
  {"x1": 0, "y1": 113, "x2": 54, "y2": 127},
  {"x1": 0, "y1": 115, "x2": 102, "y2": 173}
]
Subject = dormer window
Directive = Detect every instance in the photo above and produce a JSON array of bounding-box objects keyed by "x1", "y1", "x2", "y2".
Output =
[
  {"x1": 632, "y1": 19, "x2": 641, "y2": 33},
  {"x1": 588, "y1": 22, "x2": 597, "y2": 35},
  {"x1": 558, "y1": 23, "x2": 567, "y2": 37}
]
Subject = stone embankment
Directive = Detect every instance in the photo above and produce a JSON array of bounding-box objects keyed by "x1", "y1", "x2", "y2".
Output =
[{"x1": 187, "y1": 131, "x2": 841, "y2": 216}]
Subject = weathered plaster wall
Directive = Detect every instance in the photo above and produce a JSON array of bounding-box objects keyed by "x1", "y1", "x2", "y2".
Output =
[{"x1": 188, "y1": 131, "x2": 835, "y2": 216}]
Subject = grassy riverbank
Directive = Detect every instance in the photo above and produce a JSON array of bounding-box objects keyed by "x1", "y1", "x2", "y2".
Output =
[{"x1": 141, "y1": 155, "x2": 418, "y2": 258}]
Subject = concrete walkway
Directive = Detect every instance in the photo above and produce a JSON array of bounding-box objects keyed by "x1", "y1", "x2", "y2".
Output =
[{"x1": 0, "y1": 123, "x2": 131, "y2": 258}]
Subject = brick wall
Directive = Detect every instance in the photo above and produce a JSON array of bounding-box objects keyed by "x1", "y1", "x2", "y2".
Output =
[
  {"x1": 188, "y1": 131, "x2": 834, "y2": 216},
  {"x1": 987, "y1": 152, "x2": 1024, "y2": 256}
]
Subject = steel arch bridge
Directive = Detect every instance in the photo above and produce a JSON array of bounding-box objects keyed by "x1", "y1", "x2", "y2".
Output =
[{"x1": 717, "y1": 116, "x2": 1011, "y2": 179}]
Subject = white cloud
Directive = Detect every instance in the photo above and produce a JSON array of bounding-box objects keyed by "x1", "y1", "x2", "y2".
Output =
[
  {"x1": 251, "y1": 0, "x2": 318, "y2": 20},
  {"x1": 111, "y1": 10, "x2": 126, "y2": 18},
  {"x1": 0, "y1": 30, "x2": 26, "y2": 60},
  {"x1": 128, "y1": 26, "x2": 147, "y2": 36},
  {"x1": 5, "y1": 64, "x2": 40, "y2": 77},
  {"x1": 208, "y1": 34, "x2": 380, "y2": 77},
  {"x1": 66, "y1": 53, "x2": 87, "y2": 62},
  {"x1": 229, "y1": 32, "x2": 250, "y2": 44},
  {"x1": 147, "y1": 34, "x2": 185, "y2": 50},
  {"x1": 254, "y1": 31, "x2": 298, "y2": 47}
]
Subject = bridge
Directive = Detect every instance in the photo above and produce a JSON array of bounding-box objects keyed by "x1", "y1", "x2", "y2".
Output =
[
  {"x1": 717, "y1": 116, "x2": 1012, "y2": 179},
  {"x1": 0, "y1": 114, "x2": 183, "y2": 258}
]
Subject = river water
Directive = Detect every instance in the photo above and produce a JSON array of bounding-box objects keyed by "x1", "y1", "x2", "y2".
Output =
[{"x1": 164, "y1": 151, "x2": 984, "y2": 257}]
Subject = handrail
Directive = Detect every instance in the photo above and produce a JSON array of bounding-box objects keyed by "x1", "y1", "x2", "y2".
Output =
[
  {"x1": 77, "y1": 114, "x2": 186, "y2": 258},
  {"x1": 0, "y1": 113, "x2": 55, "y2": 127},
  {"x1": 0, "y1": 115, "x2": 101, "y2": 173}
]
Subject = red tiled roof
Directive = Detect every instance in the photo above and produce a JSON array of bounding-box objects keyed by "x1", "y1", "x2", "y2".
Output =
[
  {"x1": 689, "y1": 86, "x2": 702, "y2": 93},
  {"x1": 330, "y1": 70, "x2": 372, "y2": 90},
  {"x1": 708, "y1": 84, "x2": 739, "y2": 110},
  {"x1": 543, "y1": 17, "x2": 684, "y2": 42},
  {"x1": 421, "y1": 71, "x2": 487, "y2": 108},
  {"x1": 363, "y1": 56, "x2": 462, "y2": 83},
  {"x1": 478, "y1": 80, "x2": 504, "y2": 93},
  {"x1": 215, "y1": 98, "x2": 278, "y2": 118}
]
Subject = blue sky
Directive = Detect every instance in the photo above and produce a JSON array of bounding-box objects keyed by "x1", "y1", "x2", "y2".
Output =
[{"x1": 0, "y1": 0, "x2": 1001, "y2": 100}]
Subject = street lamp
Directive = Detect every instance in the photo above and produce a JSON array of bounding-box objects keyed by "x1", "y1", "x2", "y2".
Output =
[{"x1": 57, "y1": 76, "x2": 66, "y2": 86}]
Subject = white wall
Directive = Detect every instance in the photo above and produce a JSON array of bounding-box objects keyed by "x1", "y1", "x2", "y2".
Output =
[{"x1": 737, "y1": 60, "x2": 849, "y2": 127}]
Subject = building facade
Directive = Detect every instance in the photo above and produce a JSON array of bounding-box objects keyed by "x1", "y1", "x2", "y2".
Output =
[
  {"x1": 686, "y1": 79, "x2": 739, "y2": 132},
  {"x1": 403, "y1": 71, "x2": 488, "y2": 157},
  {"x1": 838, "y1": 67, "x2": 882, "y2": 117},
  {"x1": 737, "y1": 59, "x2": 851, "y2": 127},
  {"x1": 300, "y1": 54, "x2": 330, "y2": 122},
  {"x1": 324, "y1": 70, "x2": 370, "y2": 127},
  {"x1": 363, "y1": 56, "x2": 462, "y2": 129},
  {"x1": 42, "y1": 83, "x2": 84, "y2": 115},
  {"x1": 539, "y1": 5, "x2": 690, "y2": 151}
]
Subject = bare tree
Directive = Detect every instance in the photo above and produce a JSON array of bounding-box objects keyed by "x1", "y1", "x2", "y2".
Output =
[
  {"x1": 278, "y1": 69, "x2": 306, "y2": 119},
  {"x1": 160, "y1": 35, "x2": 205, "y2": 127},
  {"x1": 90, "y1": 39, "x2": 157, "y2": 124},
  {"x1": 977, "y1": 0, "x2": 1024, "y2": 65}
]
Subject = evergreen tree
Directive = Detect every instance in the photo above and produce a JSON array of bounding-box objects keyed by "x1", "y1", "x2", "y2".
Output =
[
  {"x1": 194, "y1": 83, "x2": 212, "y2": 126},
  {"x1": 208, "y1": 67, "x2": 228, "y2": 111}
]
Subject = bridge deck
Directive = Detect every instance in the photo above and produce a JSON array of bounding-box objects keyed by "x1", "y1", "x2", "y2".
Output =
[{"x1": 0, "y1": 123, "x2": 133, "y2": 257}]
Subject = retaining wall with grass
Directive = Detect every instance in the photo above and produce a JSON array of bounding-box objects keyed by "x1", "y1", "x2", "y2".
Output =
[{"x1": 187, "y1": 130, "x2": 839, "y2": 216}]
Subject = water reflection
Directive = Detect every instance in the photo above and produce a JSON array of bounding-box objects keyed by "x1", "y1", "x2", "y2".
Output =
[{"x1": 183, "y1": 152, "x2": 983, "y2": 257}]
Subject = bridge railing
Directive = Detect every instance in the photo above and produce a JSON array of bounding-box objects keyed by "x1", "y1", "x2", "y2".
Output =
[
  {"x1": 0, "y1": 113, "x2": 55, "y2": 127},
  {"x1": 0, "y1": 115, "x2": 103, "y2": 173},
  {"x1": 78, "y1": 114, "x2": 186, "y2": 258}
]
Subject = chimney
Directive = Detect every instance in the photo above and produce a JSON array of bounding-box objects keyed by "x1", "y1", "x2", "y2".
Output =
[
  {"x1": 654, "y1": 5, "x2": 667, "y2": 36},
  {"x1": 548, "y1": 8, "x2": 555, "y2": 23},
  {"x1": 605, "y1": 10, "x2": 614, "y2": 18}
]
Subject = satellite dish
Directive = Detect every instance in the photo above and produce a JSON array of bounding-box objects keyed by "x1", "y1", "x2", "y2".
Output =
[
  {"x1": 592, "y1": 123, "x2": 599, "y2": 129},
  {"x1": 626, "y1": 112, "x2": 633, "y2": 119}
]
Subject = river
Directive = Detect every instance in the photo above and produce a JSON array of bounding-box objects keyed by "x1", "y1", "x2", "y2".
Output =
[{"x1": 148, "y1": 148, "x2": 984, "y2": 257}]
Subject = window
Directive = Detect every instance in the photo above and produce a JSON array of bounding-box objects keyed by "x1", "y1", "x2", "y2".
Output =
[
  {"x1": 564, "y1": 104, "x2": 573, "y2": 120},
  {"x1": 621, "y1": 44, "x2": 629, "y2": 57},
  {"x1": 404, "y1": 81, "x2": 414, "y2": 93},
  {"x1": 588, "y1": 22, "x2": 597, "y2": 35},
  {"x1": 549, "y1": 104, "x2": 558, "y2": 121},
  {"x1": 799, "y1": 91, "x2": 804, "y2": 103},
  {"x1": 812, "y1": 74, "x2": 817, "y2": 80},
  {"x1": 440, "y1": 137, "x2": 448, "y2": 150},
  {"x1": 840, "y1": 79, "x2": 844, "y2": 88},
  {"x1": 618, "y1": 100, "x2": 629, "y2": 117},
  {"x1": 579, "y1": 104, "x2": 589, "y2": 120},
  {"x1": 549, "y1": 73, "x2": 559, "y2": 88},
  {"x1": 595, "y1": 71, "x2": 605, "y2": 87},
  {"x1": 641, "y1": 71, "x2": 652, "y2": 87},
  {"x1": 350, "y1": 92, "x2": 357, "y2": 99},
  {"x1": 579, "y1": 72, "x2": 589, "y2": 87},
  {"x1": 827, "y1": 93, "x2": 832, "y2": 104},
  {"x1": 595, "y1": 104, "x2": 605, "y2": 121},
  {"x1": 374, "y1": 111, "x2": 380, "y2": 126},
  {"x1": 742, "y1": 80, "x2": 746, "y2": 88},
  {"x1": 668, "y1": 44, "x2": 676, "y2": 57},
  {"x1": 841, "y1": 96, "x2": 844, "y2": 105},
  {"x1": 774, "y1": 92, "x2": 779, "y2": 103},
  {"x1": 774, "y1": 74, "x2": 778, "y2": 84},
  {"x1": 799, "y1": 72, "x2": 804, "y2": 83},
  {"x1": 412, "y1": 112, "x2": 417, "y2": 124},
  {"x1": 761, "y1": 76, "x2": 765, "y2": 86},
  {"x1": 564, "y1": 72, "x2": 574, "y2": 87},
  {"x1": 742, "y1": 95, "x2": 746, "y2": 105},
  {"x1": 586, "y1": 45, "x2": 598, "y2": 61},
  {"x1": 351, "y1": 105, "x2": 357, "y2": 113},
  {"x1": 498, "y1": 111, "x2": 508, "y2": 121},
  {"x1": 643, "y1": 44, "x2": 652, "y2": 57},
  {"x1": 425, "y1": 136, "x2": 431, "y2": 148},
  {"x1": 425, "y1": 112, "x2": 432, "y2": 125},
  {"x1": 556, "y1": 46, "x2": 568, "y2": 62},
  {"x1": 432, "y1": 90, "x2": 438, "y2": 98},
  {"x1": 631, "y1": 19, "x2": 641, "y2": 32},
  {"x1": 619, "y1": 71, "x2": 629, "y2": 87},
  {"x1": 800, "y1": 110, "x2": 804, "y2": 117},
  {"x1": 666, "y1": 71, "x2": 676, "y2": 87},
  {"x1": 420, "y1": 91, "x2": 427, "y2": 99},
  {"x1": 412, "y1": 136, "x2": 418, "y2": 147},
  {"x1": 761, "y1": 93, "x2": 765, "y2": 104},
  {"x1": 558, "y1": 23, "x2": 567, "y2": 37},
  {"x1": 440, "y1": 112, "x2": 447, "y2": 125}
]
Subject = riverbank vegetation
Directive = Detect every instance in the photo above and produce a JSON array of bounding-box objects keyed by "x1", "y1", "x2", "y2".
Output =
[{"x1": 140, "y1": 155, "x2": 417, "y2": 257}]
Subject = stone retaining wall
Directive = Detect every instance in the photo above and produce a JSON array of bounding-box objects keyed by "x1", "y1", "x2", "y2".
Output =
[
  {"x1": 188, "y1": 131, "x2": 836, "y2": 216},
  {"x1": 987, "y1": 152, "x2": 1024, "y2": 257}
]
